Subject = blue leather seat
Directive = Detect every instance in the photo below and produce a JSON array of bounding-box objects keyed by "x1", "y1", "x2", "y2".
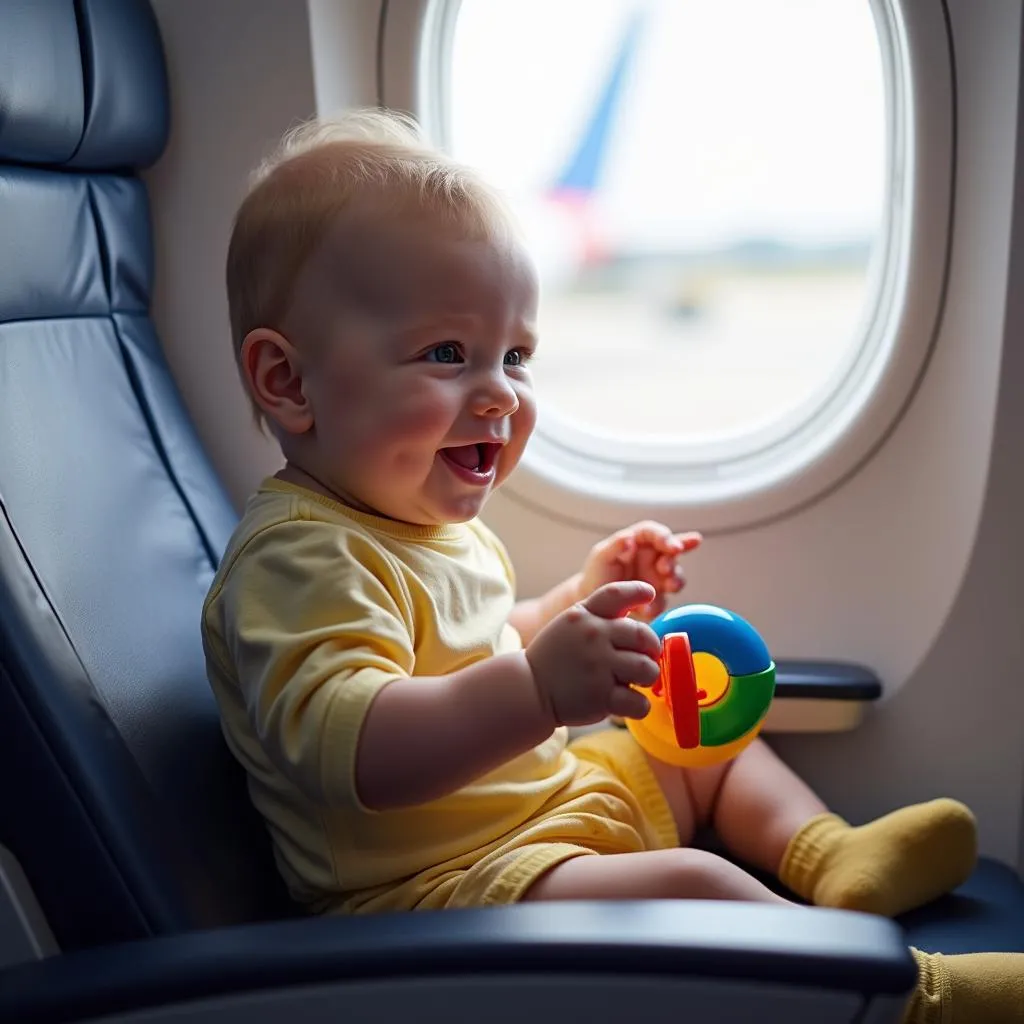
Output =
[
  {"x1": 722, "y1": 842, "x2": 1024, "y2": 954},
  {"x1": 0, "y1": 0, "x2": 295, "y2": 950},
  {"x1": 899, "y1": 858, "x2": 1024, "y2": 953},
  {"x1": 0, "y1": 1, "x2": 1016, "y2": 1020}
]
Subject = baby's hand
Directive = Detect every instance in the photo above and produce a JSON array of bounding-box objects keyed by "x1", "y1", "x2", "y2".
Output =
[
  {"x1": 579, "y1": 521, "x2": 702, "y2": 621},
  {"x1": 525, "y1": 581, "x2": 662, "y2": 727}
]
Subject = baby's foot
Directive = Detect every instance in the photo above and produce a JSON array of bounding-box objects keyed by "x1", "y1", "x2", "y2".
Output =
[{"x1": 779, "y1": 800, "x2": 976, "y2": 917}]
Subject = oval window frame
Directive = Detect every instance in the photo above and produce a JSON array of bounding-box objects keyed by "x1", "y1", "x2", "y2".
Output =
[{"x1": 379, "y1": 0, "x2": 955, "y2": 533}]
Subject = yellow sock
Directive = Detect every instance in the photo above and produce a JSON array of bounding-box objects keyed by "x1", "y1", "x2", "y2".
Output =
[
  {"x1": 903, "y1": 947, "x2": 1024, "y2": 1023},
  {"x1": 779, "y1": 799, "x2": 977, "y2": 917}
]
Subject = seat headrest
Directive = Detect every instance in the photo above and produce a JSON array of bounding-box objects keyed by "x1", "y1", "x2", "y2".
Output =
[{"x1": 0, "y1": 0, "x2": 169, "y2": 171}]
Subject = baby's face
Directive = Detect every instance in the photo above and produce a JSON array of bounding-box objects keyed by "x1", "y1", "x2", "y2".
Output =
[{"x1": 291, "y1": 215, "x2": 540, "y2": 526}]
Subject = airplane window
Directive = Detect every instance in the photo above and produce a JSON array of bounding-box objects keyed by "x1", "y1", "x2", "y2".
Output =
[{"x1": 447, "y1": 0, "x2": 886, "y2": 451}]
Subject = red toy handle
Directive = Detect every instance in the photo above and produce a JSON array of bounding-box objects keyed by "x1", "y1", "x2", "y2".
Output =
[{"x1": 661, "y1": 633, "x2": 700, "y2": 749}]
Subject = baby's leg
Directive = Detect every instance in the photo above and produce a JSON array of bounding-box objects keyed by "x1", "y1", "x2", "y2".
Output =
[
  {"x1": 521, "y1": 847, "x2": 795, "y2": 904},
  {"x1": 652, "y1": 738, "x2": 977, "y2": 918},
  {"x1": 695, "y1": 738, "x2": 833, "y2": 873},
  {"x1": 647, "y1": 737, "x2": 828, "y2": 872},
  {"x1": 520, "y1": 849, "x2": 1024, "y2": 1021},
  {"x1": 523, "y1": 851, "x2": 1024, "y2": 1022}
]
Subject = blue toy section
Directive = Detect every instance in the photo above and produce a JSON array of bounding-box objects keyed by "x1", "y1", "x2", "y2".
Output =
[{"x1": 649, "y1": 604, "x2": 772, "y2": 678}]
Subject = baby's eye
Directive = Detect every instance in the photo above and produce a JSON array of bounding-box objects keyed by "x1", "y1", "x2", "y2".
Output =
[
  {"x1": 425, "y1": 342, "x2": 463, "y2": 364},
  {"x1": 504, "y1": 348, "x2": 530, "y2": 366}
]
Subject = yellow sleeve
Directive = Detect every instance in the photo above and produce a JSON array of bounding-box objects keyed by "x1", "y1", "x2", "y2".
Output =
[{"x1": 216, "y1": 519, "x2": 414, "y2": 811}]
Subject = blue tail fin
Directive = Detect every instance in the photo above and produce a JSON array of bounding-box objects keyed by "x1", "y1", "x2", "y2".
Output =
[{"x1": 551, "y1": 7, "x2": 647, "y2": 196}]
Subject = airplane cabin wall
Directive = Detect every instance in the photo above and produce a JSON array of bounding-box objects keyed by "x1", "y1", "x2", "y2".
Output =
[
  {"x1": 144, "y1": 0, "x2": 326, "y2": 503},
  {"x1": 144, "y1": 0, "x2": 1024, "y2": 870}
]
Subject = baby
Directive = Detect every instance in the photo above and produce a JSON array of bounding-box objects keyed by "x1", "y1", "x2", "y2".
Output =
[{"x1": 202, "y1": 108, "x2": 1024, "y2": 1022}]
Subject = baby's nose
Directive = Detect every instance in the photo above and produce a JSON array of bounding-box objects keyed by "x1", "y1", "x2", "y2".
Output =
[{"x1": 473, "y1": 375, "x2": 519, "y2": 416}]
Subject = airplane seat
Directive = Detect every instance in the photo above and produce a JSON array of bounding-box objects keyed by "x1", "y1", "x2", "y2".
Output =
[
  {"x1": 0, "y1": 0, "x2": 297, "y2": 954},
  {"x1": 0, "y1": 1, "x2": 1010, "y2": 1021},
  {"x1": 895, "y1": 858, "x2": 1024, "y2": 954},
  {"x1": 708, "y1": 835, "x2": 1024, "y2": 954}
]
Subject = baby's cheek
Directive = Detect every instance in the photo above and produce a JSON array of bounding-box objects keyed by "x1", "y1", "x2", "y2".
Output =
[
  {"x1": 384, "y1": 395, "x2": 453, "y2": 442},
  {"x1": 352, "y1": 388, "x2": 455, "y2": 464},
  {"x1": 515, "y1": 388, "x2": 538, "y2": 433}
]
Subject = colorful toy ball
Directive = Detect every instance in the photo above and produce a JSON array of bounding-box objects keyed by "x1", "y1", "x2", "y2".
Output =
[{"x1": 626, "y1": 604, "x2": 776, "y2": 768}]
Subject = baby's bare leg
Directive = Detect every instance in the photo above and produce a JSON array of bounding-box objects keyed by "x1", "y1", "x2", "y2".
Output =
[
  {"x1": 521, "y1": 848, "x2": 796, "y2": 904},
  {"x1": 699, "y1": 738, "x2": 829, "y2": 874},
  {"x1": 648, "y1": 738, "x2": 976, "y2": 918},
  {"x1": 644, "y1": 737, "x2": 827, "y2": 873}
]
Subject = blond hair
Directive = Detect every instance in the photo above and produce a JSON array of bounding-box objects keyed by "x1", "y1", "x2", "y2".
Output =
[{"x1": 225, "y1": 107, "x2": 517, "y2": 425}]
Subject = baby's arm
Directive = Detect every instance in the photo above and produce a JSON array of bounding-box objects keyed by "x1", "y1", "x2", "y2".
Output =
[
  {"x1": 354, "y1": 651, "x2": 552, "y2": 810},
  {"x1": 357, "y1": 580, "x2": 661, "y2": 810}
]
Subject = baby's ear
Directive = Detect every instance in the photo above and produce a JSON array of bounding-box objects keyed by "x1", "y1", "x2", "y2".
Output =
[{"x1": 239, "y1": 328, "x2": 313, "y2": 435}]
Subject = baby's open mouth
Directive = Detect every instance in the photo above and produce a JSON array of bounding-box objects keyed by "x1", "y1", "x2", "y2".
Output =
[{"x1": 439, "y1": 442, "x2": 501, "y2": 482}]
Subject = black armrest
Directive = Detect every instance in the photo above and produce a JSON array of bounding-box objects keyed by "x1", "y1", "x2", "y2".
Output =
[
  {"x1": 0, "y1": 901, "x2": 916, "y2": 1023},
  {"x1": 774, "y1": 660, "x2": 882, "y2": 701}
]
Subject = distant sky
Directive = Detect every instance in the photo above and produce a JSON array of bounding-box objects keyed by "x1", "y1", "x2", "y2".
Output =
[{"x1": 450, "y1": 0, "x2": 886, "y2": 252}]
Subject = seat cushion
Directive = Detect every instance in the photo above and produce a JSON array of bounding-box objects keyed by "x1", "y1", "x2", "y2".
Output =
[
  {"x1": 710, "y1": 826, "x2": 1024, "y2": 955},
  {"x1": 897, "y1": 857, "x2": 1024, "y2": 954}
]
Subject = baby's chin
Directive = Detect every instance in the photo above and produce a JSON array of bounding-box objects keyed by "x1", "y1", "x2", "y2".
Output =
[
  {"x1": 414, "y1": 487, "x2": 498, "y2": 527},
  {"x1": 362, "y1": 462, "x2": 511, "y2": 526}
]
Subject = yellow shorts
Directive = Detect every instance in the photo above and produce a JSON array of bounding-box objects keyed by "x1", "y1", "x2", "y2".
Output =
[{"x1": 430, "y1": 727, "x2": 679, "y2": 910}]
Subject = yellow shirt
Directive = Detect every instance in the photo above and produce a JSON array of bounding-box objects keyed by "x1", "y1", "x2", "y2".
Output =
[{"x1": 201, "y1": 478, "x2": 580, "y2": 912}]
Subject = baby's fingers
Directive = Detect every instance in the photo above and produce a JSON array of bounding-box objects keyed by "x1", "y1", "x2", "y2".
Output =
[
  {"x1": 583, "y1": 580, "x2": 656, "y2": 620},
  {"x1": 661, "y1": 566, "x2": 686, "y2": 593},
  {"x1": 627, "y1": 521, "x2": 675, "y2": 550},
  {"x1": 606, "y1": 616, "x2": 662, "y2": 659},
  {"x1": 612, "y1": 651, "x2": 661, "y2": 688},
  {"x1": 593, "y1": 531, "x2": 635, "y2": 567},
  {"x1": 654, "y1": 533, "x2": 702, "y2": 564},
  {"x1": 608, "y1": 685, "x2": 650, "y2": 720},
  {"x1": 673, "y1": 530, "x2": 703, "y2": 553}
]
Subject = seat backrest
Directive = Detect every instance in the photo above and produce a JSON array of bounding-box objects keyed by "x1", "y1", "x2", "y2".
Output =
[{"x1": 0, "y1": 0, "x2": 295, "y2": 953}]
